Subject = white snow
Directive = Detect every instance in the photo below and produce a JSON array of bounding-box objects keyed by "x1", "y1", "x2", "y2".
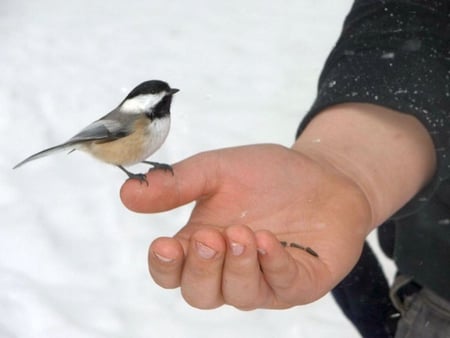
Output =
[{"x1": 1, "y1": 1, "x2": 395, "y2": 337}]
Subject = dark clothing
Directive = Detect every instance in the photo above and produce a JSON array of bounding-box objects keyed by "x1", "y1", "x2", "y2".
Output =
[
  {"x1": 395, "y1": 287, "x2": 450, "y2": 338},
  {"x1": 395, "y1": 183, "x2": 450, "y2": 301},
  {"x1": 296, "y1": 0, "x2": 450, "y2": 336},
  {"x1": 332, "y1": 233, "x2": 398, "y2": 338}
]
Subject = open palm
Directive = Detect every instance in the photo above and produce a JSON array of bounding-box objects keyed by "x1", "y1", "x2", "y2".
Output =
[{"x1": 121, "y1": 144, "x2": 371, "y2": 309}]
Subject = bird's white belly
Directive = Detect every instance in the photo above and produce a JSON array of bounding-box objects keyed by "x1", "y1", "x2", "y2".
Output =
[{"x1": 141, "y1": 116, "x2": 171, "y2": 160}]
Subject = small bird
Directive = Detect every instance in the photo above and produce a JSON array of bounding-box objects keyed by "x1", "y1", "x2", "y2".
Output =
[{"x1": 13, "y1": 80, "x2": 179, "y2": 184}]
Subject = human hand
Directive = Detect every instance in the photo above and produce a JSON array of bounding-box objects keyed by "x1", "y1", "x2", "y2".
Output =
[{"x1": 120, "y1": 144, "x2": 371, "y2": 310}]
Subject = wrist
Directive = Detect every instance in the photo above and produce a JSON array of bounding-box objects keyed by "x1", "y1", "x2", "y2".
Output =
[{"x1": 292, "y1": 103, "x2": 436, "y2": 228}]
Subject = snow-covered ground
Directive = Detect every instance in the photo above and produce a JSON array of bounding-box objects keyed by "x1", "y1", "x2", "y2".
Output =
[{"x1": 1, "y1": 1, "x2": 395, "y2": 337}]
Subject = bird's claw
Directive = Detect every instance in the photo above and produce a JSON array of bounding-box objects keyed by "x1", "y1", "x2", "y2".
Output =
[
  {"x1": 117, "y1": 165, "x2": 149, "y2": 185},
  {"x1": 142, "y1": 161, "x2": 174, "y2": 176},
  {"x1": 127, "y1": 172, "x2": 149, "y2": 186}
]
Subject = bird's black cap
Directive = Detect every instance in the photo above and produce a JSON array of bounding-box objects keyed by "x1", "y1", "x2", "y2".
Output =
[{"x1": 124, "y1": 80, "x2": 178, "y2": 100}]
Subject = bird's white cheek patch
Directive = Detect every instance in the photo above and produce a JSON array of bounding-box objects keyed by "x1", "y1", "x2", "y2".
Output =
[{"x1": 120, "y1": 93, "x2": 166, "y2": 114}]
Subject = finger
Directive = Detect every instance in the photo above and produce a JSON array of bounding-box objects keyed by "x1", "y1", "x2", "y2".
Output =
[
  {"x1": 180, "y1": 228, "x2": 226, "y2": 309},
  {"x1": 255, "y1": 231, "x2": 321, "y2": 305},
  {"x1": 120, "y1": 151, "x2": 220, "y2": 213},
  {"x1": 148, "y1": 237, "x2": 185, "y2": 289},
  {"x1": 221, "y1": 225, "x2": 271, "y2": 310}
]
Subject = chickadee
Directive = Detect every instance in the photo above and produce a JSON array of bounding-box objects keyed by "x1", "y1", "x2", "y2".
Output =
[{"x1": 13, "y1": 80, "x2": 179, "y2": 184}]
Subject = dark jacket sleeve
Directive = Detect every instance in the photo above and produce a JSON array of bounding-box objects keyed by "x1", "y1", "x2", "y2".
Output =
[{"x1": 297, "y1": 0, "x2": 450, "y2": 218}]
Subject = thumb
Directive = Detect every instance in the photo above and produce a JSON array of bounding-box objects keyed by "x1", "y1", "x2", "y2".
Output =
[{"x1": 120, "y1": 151, "x2": 219, "y2": 213}]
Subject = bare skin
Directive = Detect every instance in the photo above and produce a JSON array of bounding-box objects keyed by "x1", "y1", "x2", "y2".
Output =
[{"x1": 120, "y1": 103, "x2": 436, "y2": 310}]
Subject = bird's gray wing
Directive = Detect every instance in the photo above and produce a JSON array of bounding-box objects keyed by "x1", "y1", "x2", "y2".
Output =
[{"x1": 68, "y1": 119, "x2": 131, "y2": 143}]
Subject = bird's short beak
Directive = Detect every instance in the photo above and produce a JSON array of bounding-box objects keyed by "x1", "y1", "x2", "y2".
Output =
[{"x1": 169, "y1": 88, "x2": 179, "y2": 95}]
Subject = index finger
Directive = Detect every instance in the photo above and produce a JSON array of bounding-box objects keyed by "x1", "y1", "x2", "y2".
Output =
[{"x1": 120, "y1": 151, "x2": 219, "y2": 213}]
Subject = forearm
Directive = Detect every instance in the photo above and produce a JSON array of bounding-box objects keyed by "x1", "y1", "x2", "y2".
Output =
[
  {"x1": 293, "y1": 103, "x2": 436, "y2": 229},
  {"x1": 296, "y1": 0, "x2": 448, "y2": 224}
]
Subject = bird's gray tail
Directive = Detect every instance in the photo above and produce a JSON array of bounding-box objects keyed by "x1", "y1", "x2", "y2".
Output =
[{"x1": 13, "y1": 143, "x2": 75, "y2": 169}]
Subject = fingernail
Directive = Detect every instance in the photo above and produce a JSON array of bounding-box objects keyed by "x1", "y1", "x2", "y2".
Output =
[
  {"x1": 230, "y1": 242, "x2": 245, "y2": 256},
  {"x1": 153, "y1": 251, "x2": 175, "y2": 263},
  {"x1": 195, "y1": 241, "x2": 217, "y2": 259},
  {"x1": 257, "y1": 248, "x2": 267, "y2": 255}
]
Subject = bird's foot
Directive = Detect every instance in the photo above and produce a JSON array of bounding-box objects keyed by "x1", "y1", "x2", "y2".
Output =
[
  {"x1": 126, "y1": 172, "x2": 149, "y2": 185},
  {"x1": 142, "y1": 161, "x2": 174, "y2": 176},
  {"x1": 117, "y1": 165, "x2": 148, "y2": 185}
]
